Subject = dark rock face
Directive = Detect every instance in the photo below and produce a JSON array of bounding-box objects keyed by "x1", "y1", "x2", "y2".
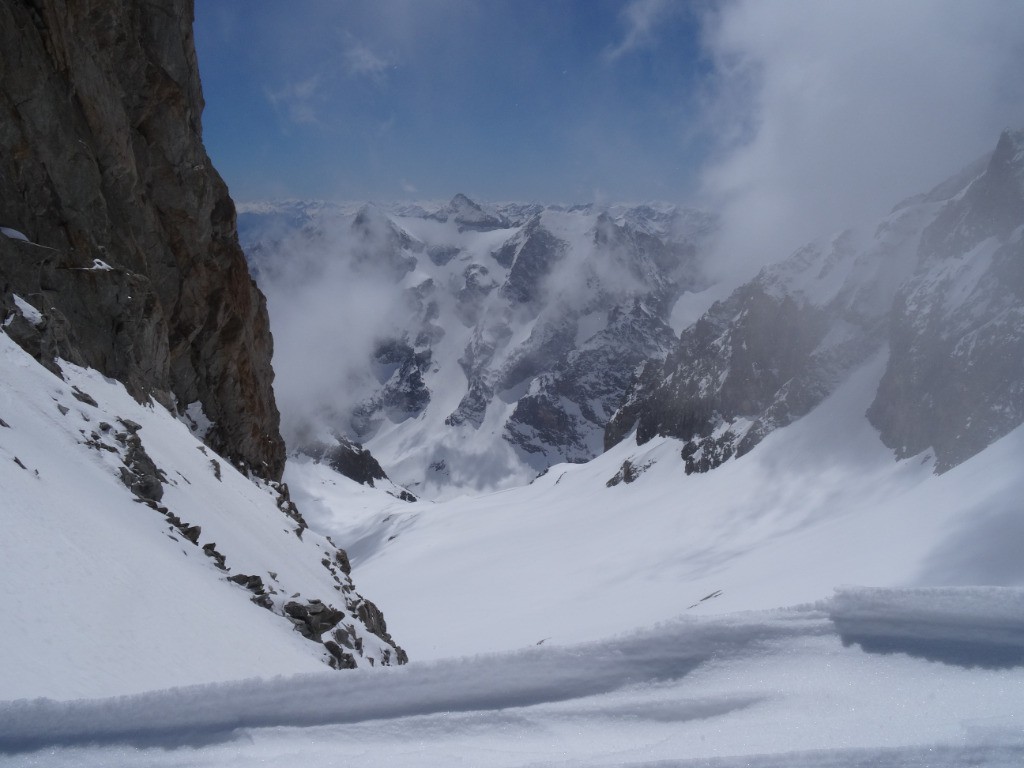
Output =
[
  {"x1": 0, "y1": 0, "x2": 285, "y2": 479},
  {"x1": 302, "y1": 436, "x2": 389, "y2": 487},
  {"x1": 497, "y1": 217, "x2": 567, "y2": 311},
  {"x1": 511, "y1": 299, "x2": 680, "y2": 463},
  {"x1": 608, "y1": 286, "x2": 830, "y2": 458},
  {"x1": 430, "y1": 193, "x2": 509, "y2": 232},
  {"x1": 352, "y1": 338, "x2": 433, "y2": 438},
  {"x1": 605, "y1": 214, "x2": 929, "y2": 471},
  {"x1": 455, "y1": 264, "x2": 498, "y2": 327},
  {"x1": 115, "y1": 422, "x2": 167, "y2": 503}
]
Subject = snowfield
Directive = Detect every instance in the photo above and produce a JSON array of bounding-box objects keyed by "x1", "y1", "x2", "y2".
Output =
[
  {"x1": 3, "y1": 300, "x2": 1024, "y2": 765},
  {"x1": 1, "y1": 588, "x2": 1023, "y2": 766},
  {"x1": 297, "y1": 350, "x2": 1024, "y2": 659},
  {"x1": 0, "y1": 330, "x2": 394, "y2": 703}
]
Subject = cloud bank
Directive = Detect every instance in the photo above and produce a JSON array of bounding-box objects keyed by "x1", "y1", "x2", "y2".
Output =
[{"x1": 696, "y1": 0, "x2": 1024, "y2": 277}]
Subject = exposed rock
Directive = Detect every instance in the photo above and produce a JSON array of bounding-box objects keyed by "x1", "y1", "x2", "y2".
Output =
[
  {"x1": 71, "y1": 386, "x2": 98, "y2": 407},
  {"x1": 497, "y1": 217, "x2": 567, "y2": 311},
  {"x1": 284, "y1": 599, "x2": 345, "y2": 640},
  {"x1": 353, "y1": 597, "x2": 406, "y2": 663},
  {"x1": 240, "y1": 200, "x2": 713, "y2": 489},
  {"x1": 606, "y1": 459, "x2": 640, "y2": 487},
  {"x1": 455, "y1": 263, "x2": 498, "y2": 327},
  {"x1": 201, "y1": 542, "x2": 227, "y2": 570},
  {"x1": 430, "y1": 193, "x2": 509, "y2": 232},
  {"x1": 1, "y1": 0, "x2": 408, "y2": 675},
  {"x1": 301, "y1": 436, "x2": 389, "y2": 487},
  {"x1": 228, "y1": 573, "x2": 266, "y2": 593},
  {"x1": 0, "y1": 0, "x2": 284, "y2": 479},
  {"x1": 352, "y1": 338, "x2": 433, "y2": 438},
  {"x1": 115, "y1": 427, "x2": 167, "y2": 503},
  {"x1": 427, "y1": 244, "x2": 460, "y2": 266},
  {"x1": 265, "y1": 480, "x2": 309, "y2": 537},
  {"x1": 323, "y1": 640, "x2": 357, "y2": 670}
]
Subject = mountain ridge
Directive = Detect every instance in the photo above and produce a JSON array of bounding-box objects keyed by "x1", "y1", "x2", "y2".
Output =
[
  {"x1": 607, "y1": 128, "x2": 1024, "y2": 476},
  {"x1": 241, "y1": 194, "x2": 716, "y2": 498}
]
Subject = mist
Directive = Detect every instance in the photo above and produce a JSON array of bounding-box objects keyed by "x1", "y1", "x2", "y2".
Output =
[
  {"x1": 696, "y1": 0, "x2": 1024, "y2": 280},
  {"x1": 250, "y1": 207, "x2": 415, "y2": 447}
]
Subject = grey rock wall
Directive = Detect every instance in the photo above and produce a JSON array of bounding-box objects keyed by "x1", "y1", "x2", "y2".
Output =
[{"x1": 0, "y1": 0, "x2": 284, "y2": 478}]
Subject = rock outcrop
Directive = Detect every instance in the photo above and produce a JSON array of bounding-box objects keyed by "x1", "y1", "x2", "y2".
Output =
[{"x1": 0, "y1": 0, "x2": 284, "y2": 478}]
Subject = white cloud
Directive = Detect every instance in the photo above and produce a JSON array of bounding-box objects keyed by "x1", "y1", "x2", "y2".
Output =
[
  {"x1": 343, "y1": 35, "x2": 392, "y2": 81},
  {"x1": 697, "y1": 0, "x2": 1024, "y2": 278},
  {"x1": 266, "y1": 75, "x2": 323, "y2": 126},
  {"x1": 605, "y1": 0, "x2": 674, "y2": 62}
]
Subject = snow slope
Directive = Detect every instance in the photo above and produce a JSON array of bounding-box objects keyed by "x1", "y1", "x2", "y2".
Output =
[
  {"x1": 0, "y1": 330, "x2": 399, "y2": 701},
  {"x1": 304, "y1": 349, "x2": 1024, "y2": 660},
  {"x1": 3, "y1": 262, "x2": 1023, "y2": 766}
]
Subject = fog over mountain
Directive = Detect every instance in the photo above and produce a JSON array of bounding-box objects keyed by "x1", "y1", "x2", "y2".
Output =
[
  {"x1": 3, "y1": 1, "x2": 1024, "y2": 765},
  {"x1": 240, "y1": 197, "x2": 716, "y2": 497}
]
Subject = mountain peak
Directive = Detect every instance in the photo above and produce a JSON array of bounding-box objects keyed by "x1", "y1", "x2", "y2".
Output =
[
  {"x1": 432, "y1": 193, "x2": 509, "y2": 231},
  {"x1": 450, "y1": 192, "x2": 482, "y2": 210}
]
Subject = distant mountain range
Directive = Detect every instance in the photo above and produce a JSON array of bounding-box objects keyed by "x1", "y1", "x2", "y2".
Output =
[
  {"x1": 241, "y1": 129, "x2": 1024, "y2": 496},
  {"x1": 240, "y1": 197, "x2": 717, "y2": 497}
]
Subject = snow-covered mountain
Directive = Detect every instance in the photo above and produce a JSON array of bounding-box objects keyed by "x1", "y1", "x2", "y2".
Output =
[
  {"x1": 240, "y1": 197, "x2": 716, "y2": 497},
  {"x1": 243, "y1": 131, "x2": 1024, "y2": 498},
  {"x1": 608, "y1": 128, "x2": 1024, "y2": 476},
  {"x1": 4, "y1": 0, "x2": 1024, "y2": 763}
]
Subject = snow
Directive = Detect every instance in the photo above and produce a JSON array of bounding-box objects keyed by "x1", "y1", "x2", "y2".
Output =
[
  {"x1": 4, "y1": 184, "x2": 1024, "y2": 764},
  {"x1": 179, "y1": 399, "x2": 213, "y2": 439},
  {"x1": 243, "y1": 199, "x2": 714, "y2": 498},
  {"x1": 8, "y1": 295, "x2": 42, "y2": 327},
  {"x1": 0, "y1": 331, "x2": 390, "y2": 702},
  {"x1": 670, "y1": 281, "x2": 734, "y2": 332},
  {"x1": 1, "y1": 589, "x2": 1022, "y2": 765},
  {"x1": 317, "y1": 349, "x2": 1024, "y2": 660},
  {"x1": 0, "y1": 226, "x2": 29, "y2": 242},
  {"x1": 3, "y1": 309, "x2": 1024, "y2": 765}
]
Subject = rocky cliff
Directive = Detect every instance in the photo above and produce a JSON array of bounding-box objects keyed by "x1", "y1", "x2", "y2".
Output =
[
  {"x1": 0, "y1": 0, "x2": 284, "y2": 478},
  {"x1": 0, "y1": 0, "x2": 408, "y2": 671}
]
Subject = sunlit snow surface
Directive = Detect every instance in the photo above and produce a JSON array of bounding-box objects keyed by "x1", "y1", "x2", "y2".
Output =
[
  {"x1": 2, "y1": 591, "x2": 1023, "y2": 766},
  {"x1": 3, "y1": 323, "x2": 1024, "y2": 764},
  {"x1": 296, "y1": 350, "x2": 1024, "y2": 658}
]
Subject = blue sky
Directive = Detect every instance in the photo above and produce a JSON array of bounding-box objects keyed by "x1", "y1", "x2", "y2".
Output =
[
  {"x1": 195, "y1": 0, "x2": 1024, "y2": 262},
  {"x1": 195, "y1": 1, "x2": 710, "y2": 204}
]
